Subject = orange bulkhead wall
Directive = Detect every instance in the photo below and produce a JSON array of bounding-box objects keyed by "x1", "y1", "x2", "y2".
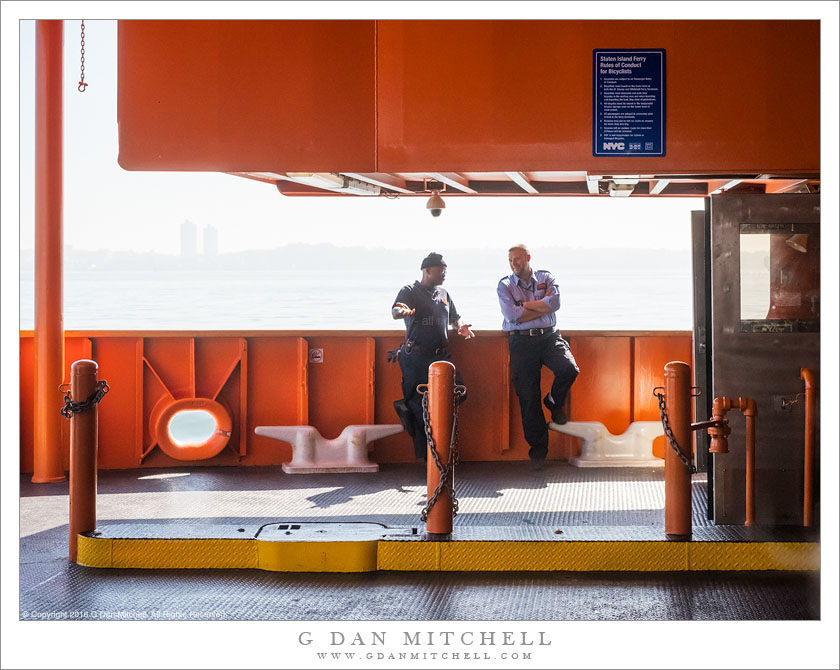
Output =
[
  {"x1": 116, "y1": 20, "x2": 819, "y2": 176},
  {"x1": 19, "y1": 331, "x2": 692, "y2": 472}
]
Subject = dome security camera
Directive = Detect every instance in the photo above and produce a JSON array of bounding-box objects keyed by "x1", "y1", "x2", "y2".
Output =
[{"x1": 426, "y1": 190, "x2": 445, "y2": 217}]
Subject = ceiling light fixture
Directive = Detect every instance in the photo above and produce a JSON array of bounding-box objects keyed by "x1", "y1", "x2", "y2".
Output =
[
  {"x1": 607, "y1": 177, "x2": 639, "y2": 197},
  {"x1": 284, "y1": 173, "x2": 380, "y2": 196}
]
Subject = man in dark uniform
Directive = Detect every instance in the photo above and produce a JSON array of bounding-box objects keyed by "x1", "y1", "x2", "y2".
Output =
[
  {"x1": 497, "y1": 244, "x2": 579, "y2": 470},
  {"x1": 392, "y1": 252, "x2": 475, "y2": 458}
]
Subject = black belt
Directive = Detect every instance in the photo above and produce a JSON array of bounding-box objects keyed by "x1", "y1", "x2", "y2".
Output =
[
  {"x1": 509, "y1": 326, "x2": 555, "y2": 336},
  {"x1": 405, "y1": 340, "x2": 449, "y2": 355}
]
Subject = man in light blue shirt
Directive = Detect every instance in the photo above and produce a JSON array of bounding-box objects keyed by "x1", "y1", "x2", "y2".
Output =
[{"x1": 497, "y1": 244, "x2": 579, "y2": 470}]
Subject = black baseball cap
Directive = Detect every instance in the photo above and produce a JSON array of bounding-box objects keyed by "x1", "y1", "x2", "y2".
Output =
[{"x1": 420, "y1": 252, "x2": 447, "y2": 269}]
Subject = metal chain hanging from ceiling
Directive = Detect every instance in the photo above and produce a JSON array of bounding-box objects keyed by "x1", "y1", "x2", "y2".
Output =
[{"x1": 77, "y1": 20, "x2": 88, "y2": 92}]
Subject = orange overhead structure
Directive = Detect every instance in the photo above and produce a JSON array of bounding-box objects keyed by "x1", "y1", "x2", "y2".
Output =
[
  {"x1": 117, "y1": 19, "x2": 819, "y2": 194},
  {"x1": 117, "y1": 20, "x2": 376, "y2": 172}
]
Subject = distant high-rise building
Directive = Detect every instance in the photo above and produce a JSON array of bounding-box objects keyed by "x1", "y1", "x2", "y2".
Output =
[
  {"x1": 180, "y1": 220, "x2": 198, "y2": 257},
  {"x1": 203, "y1": 224, "x2": 219, "y2": 256}
]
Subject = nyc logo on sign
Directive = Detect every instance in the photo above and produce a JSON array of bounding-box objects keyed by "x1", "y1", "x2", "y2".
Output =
[{"x1": 602, "y1": 142, "x2": 625, "y2": 151}]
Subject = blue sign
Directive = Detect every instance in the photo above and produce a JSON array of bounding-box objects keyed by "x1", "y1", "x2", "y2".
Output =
[{"x1": 593, "y1": 49, "x2": 665, "y2": 157}]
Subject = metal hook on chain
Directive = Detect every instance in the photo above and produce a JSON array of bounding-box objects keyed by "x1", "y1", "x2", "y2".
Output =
[
  {"x1": 77, "y1": 20, "x2": 88, "y2": 92},
  {"x1": 652, "y1": 387, "x2": 696, "y2": 474},
  {"x1": 60, "y1": 380, "x2": 109, "y2": 419}
]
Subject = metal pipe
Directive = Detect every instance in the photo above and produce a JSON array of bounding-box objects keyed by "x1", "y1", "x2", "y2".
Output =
[
  {"x1": 708, "y1": 396, "x2": 757, "y2": 525},
  {"x1": 739, "y1": 397, "x2": 758, "y2": 526},
  {"x1": 425, "y1": 360, "x2": 455, "y2": 538},
  {"x1": 707, "y1": 396, "x2": 732, "y2": 454},
  {"x1": 33, "y1": 20, "x2": 65, "y2": 483},
  {"x1": 664, "y1": 361, "x2": 692, "y2": 538},
  {"x1": 69, "y1": 360, "x2": 99, "y2": 562},
  {"x1": 801, "y1": 368, "x2": 816, "y2": 526}
]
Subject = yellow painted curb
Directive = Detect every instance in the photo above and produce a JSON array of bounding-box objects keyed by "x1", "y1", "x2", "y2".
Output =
[
  {"x1": 77, "y1": 535, "x2": 378, "y2": 572},
  {"x1": 377, "y1": 540, "x2": 820, "y2": 572},
  {"x1": 257, "y1": 540, "x2": 378, "y2": 572},
  {"x1": 78, "y1": 534, "x2": 819, "y2": 572}
]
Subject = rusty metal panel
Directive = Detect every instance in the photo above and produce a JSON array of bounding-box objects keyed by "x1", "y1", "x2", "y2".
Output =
[
  {"x1": 633, "y1": 335, "x2": 693, "y2": 460},
  {"x1": 90, "y1": 337, "x2": 144, "y2": 469},
  {"x1": 710, "y1": 194, "x2": 820, "y2": 525},
  {"x1": 117, "y1": 20, "x2": 377, "y2": 171},
  {"x1": 566, "y1": 336, "x2": 632, "y2": 435},
  {"x1": 372, "y1": 335, "x2": 413, "y2": 463},
  {"x1": 450, "y1": 335, "x2": 513, "y2": 461},
  {"x1": 306, "y1": 336, "x2": 375, "y2": 441},
  {"x1": 19, "y1": 336, "x2": 35, "y2": 473},
  {"x1": 246, "y1": 337, "x2": 308, "y2": 465}
]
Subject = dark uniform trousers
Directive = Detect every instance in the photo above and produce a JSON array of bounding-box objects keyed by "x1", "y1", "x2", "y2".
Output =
[
  {"x1": 509, "y1": 331, "x2": 579, "y2": 460},
  {"x1": 399, "y1": 349, "x2": 464, "y2": 459}
]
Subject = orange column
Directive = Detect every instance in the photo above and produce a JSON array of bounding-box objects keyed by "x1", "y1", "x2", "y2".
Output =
[
  {"x1": 33, "y1": 20, "x2": 65, "y2": 483},
  {"x1": 426, "y1": 360, "x2": 455, "y2": 537},
  {"x1": 68, "y1": 360, "x2": 99, "y2": 562},
  {"x1": 664, "y1": 361, "x2": 692, "y2": 538}
]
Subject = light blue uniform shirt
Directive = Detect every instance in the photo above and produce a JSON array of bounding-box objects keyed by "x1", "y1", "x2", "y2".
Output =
[{"x1": 497, "y1": 270, "x2": 561, "y2": 331}]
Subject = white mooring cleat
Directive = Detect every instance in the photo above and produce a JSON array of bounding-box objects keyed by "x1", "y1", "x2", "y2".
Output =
[
  {"x1": 254, "y1": 424, "x2": 404, "y2": 474},
  {"x1": 548, "y1": 421, "x2": 665, "y2": 467}
]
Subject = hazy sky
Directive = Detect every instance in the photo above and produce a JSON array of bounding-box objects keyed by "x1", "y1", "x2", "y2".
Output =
[{"x1": 15, "y1": 18, "x2": 710, "y2": 255}]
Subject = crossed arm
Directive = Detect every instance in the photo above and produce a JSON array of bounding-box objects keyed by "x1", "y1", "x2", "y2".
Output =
[{"x1": 497, "y1": 279, "x2": 560, "y2": 324}]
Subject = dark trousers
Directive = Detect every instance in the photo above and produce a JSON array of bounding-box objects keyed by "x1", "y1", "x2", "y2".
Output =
[
  {"x1": 398, "y1": 350, "x2": 463, "y2": 459},
  {"x1": 509, "y1": 331, "x2": 579, "y2": 460}
]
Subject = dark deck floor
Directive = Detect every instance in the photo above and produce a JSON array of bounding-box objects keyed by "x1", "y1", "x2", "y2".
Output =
[{"x1": 15, "y1": 462, "x2": 831, "y2": 668}]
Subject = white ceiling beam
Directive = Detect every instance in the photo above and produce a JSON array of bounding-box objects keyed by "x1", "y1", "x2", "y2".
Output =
[
  {"x1": 341, "y1": 173, "x2": 414, "y2": 194},
  {"x1": 720, "y1": 179, "x2": 743, "y2": 192},
  {"x1": 764, "y1": 179, "x2": 810, "y2": 194},
  {"x1": 504, "y1": 171, "x2": 539, "y2": 194},
  {"x1": 650, "y1": 179, "x2": 671, "y2": 195},
  {"x1": 427, "y1": 172, "x2": 477, "y2": 194}
]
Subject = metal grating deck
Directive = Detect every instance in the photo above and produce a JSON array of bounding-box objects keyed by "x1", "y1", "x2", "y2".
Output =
[{"x1": 20, "y1": 462, "x2": 820, "y2": 622}]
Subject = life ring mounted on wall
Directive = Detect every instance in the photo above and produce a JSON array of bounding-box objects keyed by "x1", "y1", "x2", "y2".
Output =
[{"x1": 149, "y1": 397, "x2": 233, "y2": 461}]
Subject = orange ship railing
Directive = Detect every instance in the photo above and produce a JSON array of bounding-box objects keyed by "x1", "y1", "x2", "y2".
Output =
[{"x1": 19, "y1": 329, "x2": 692, "y2": 472}]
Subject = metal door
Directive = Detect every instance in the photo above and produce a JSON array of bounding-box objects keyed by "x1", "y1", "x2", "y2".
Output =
[{"x1": 708, "y1": 193, "x2": 819, "y2": 525}]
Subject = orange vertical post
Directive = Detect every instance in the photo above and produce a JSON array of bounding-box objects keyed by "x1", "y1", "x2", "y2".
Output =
[
  {"x1": 741, "y1": 398, "x2": 757, "y2": 526},
  {"x1": 664, "y1": 361, "x2": 692, "y2": 538},
  {"x1": 68, "y1": 360, "x2": 99, "y2": 562},
  {"x1": 801, "y1": 368, "x2": 816, "y2": 527},
  {"x1": 426, "y1": 360, "x2": 455, "y2": 538},
  {"x1": 33, "y1": 20, "x2": 65, "y2": 483}
]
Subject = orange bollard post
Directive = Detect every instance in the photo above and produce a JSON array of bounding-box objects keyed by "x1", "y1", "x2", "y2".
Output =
[
  {"x1": 801, "y1": 368, "x2": 816, "y2": 527},
  {"x1": 425, "y1": 360, "x2": 456, "y2": 538},
  {"x1": 664, "y1": 361, "x2": 692, "y2": 538},
  {"x1": 33, "y1": 19, "x2": 65, "y2": 483},
  {"x1": 68, "y1": 360, "x2": 100, "y2": 562}
]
